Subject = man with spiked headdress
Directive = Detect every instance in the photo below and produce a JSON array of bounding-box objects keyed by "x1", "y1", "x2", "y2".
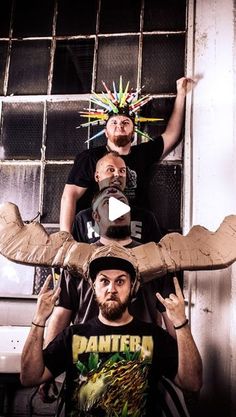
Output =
[
  {"x1": 21, "y1": 243, "x2": 202, "y2": 417},
  {"x1": 60, "y1": 76, "x2": 195, "y2": 233}
]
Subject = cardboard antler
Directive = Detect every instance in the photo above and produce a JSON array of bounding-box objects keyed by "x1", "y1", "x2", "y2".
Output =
[
  {"x1": 0, "y1": 202, "x2": 236, "y2": 281},
  {"x1": 132, "y1": 216, "x2": 236, "y2": 282},
  {"x1": 0, "y1": 202, "x2": 94, "y2": 276}
]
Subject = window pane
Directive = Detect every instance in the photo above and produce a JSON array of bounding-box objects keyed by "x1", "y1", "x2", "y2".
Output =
[
  {"x1": 1, "y1": 102, "x2": 44, "y2": 159},
  {"x1": 13, "y1": 0, "x2": 54, "y2": 37},
  {"x1": 0, "y1": 164, "x2": 40, "y2": 220},
  {"x1": 100, "y1": 0, "x2": 141, "y2": 33},
  {"x1": 142, "y1": 34, "x2": 185, "y2": 94},
  {"x1": 46, "y1": 100, "x2": 88, "y2": 160},
  {"x1": 0, "y1": 0, "x2": 12, "y2": 37},
  {"x1": 42, "y1": 164, "x2": 72, "y2": 223},
  {"x1": 0, "y1": 42, "x2": 8, "y2": 95},
  {"x1": 96, "y1": 37, "x2": 139, "y2": 90},
  {"x1": 140, "y1": 97, "x2": 176, "y2": 139},
  {"x1": 144, "y1": 0, "x2": 186, "y2": 31},
  {"x1": 148, "y1": 164, "x2": 182, "y2": 234},
  {"x1": 52, "y1": 39, "x2": 94, "y2": 94},
  {"x1": 0, "y1": 256, "x2": 34, "y2": 296},
  {"x1": 8, "y1": 40, "x2": 50, "y2": 95},
  {"x1": 57, "y1": 0, "x2": 97, "y2": 35}
]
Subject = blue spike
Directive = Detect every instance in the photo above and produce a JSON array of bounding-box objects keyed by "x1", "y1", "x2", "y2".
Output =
[{"x1": 85, "y1": 128, "x2": 106, "y2": 143}]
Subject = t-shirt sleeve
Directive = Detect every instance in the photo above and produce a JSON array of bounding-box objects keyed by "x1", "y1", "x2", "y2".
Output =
[
  {"x1": 142, "y1": 135, "x2": 164, "y2": 164},
  {"x1": 43, "y1": 327, "x2": 72, "y2": 377},
  {"x1": 66, "y1": 151, "x2": 95, "y2": 188},
  {"x1": 57, "y1": 271, "x2": 78, "y2": 313}
]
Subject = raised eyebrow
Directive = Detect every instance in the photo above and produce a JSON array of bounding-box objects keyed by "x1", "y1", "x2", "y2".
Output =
[{"x1": 98, "y1": 273, "x2": 127, "y2": 279}]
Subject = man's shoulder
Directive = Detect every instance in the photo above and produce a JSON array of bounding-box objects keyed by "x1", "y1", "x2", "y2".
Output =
[
  {"x1": 75, "y1": 207, "x2": 92, "y2": 220},
  {"x1": 75, "y1": 145, "x2": 107, "y2": 161},
  {"x1": 129, "y1": 136, "x2": 164, "y2": 154}
]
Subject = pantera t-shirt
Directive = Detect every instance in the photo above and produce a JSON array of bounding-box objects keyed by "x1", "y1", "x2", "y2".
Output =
[{"x1": 43, "y1": 317, "x2": 178, "y2": 417}]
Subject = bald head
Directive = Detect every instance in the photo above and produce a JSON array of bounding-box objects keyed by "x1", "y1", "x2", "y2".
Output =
[{"x1": 95, "y1": 152, "x2": 126, "y2": 191}]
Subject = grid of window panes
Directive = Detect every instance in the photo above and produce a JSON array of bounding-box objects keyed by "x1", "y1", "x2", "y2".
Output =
[{"x1": 0, "y1": 0, "x2": 187, "y2": 295}]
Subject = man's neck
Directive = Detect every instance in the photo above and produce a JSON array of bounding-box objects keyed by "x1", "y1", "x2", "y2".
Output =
[
  {"x1": 99, "y1": 236, "x2": 133, "y2": 246},
  {"x1": 106, "y1": 140, "x2": 131, "y2": 155},
  {"x1": 98, "y1": 310, "x2": 133, "y2": 327}
]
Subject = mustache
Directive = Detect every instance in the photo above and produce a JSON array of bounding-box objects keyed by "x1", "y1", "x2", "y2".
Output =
[{"x1": 106, "y1": 294, "x2": 119, "y2": 301}]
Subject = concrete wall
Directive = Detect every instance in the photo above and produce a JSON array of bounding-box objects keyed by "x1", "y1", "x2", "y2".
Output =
[{"x1": 184, "y1": 1, "x2": 236, "y2": 416}]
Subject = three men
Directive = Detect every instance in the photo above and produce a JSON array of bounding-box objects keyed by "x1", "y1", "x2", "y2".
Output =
[
  {"x1": 60, "y1": 77, "x2": 194, "y2": 232},
  {"x1": 21, "y1": 244, "x2": 202, "y2": 416}
]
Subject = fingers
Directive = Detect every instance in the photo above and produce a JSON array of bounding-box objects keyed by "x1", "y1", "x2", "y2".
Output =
[
  {"x1": 51, "y1": 286, "x2": 61, "y2": 304},
  {"x1": 173, "y1": 276, "x2": 184, "y2": 300},
  {"x1": 156, "y1": 277, "x2": 184, "y2": 306}
]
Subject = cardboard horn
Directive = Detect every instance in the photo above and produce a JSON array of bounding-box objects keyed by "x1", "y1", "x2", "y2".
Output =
[
  {"x1": 0, "y1": 202, "x2": 236, "y2": 281},
  {"x1": 0, "y1": 202, "x2": 94, "y2": 276},
  {"x1": 132, "y1": 215, "x2": 236, "y2": 282}
]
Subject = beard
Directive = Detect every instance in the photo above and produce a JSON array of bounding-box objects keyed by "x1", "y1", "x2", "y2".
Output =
[
  {"x1": 97, "y1": 293, "x2": 131, "y2": 321},
  {"x1": 106, "y1": 225, "x2": 131, "y2": 239},
  {"x1": 110, "y1": 134, "x2": 133, "y2": 147}
]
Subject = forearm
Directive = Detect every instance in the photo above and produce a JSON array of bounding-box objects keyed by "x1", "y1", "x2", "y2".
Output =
[
  {"x1": 60, "y1": 191, "x2": 77, "y2": 233},
  {"x1": 174, "y1": 324, "x2": 202, "y2": 391},
  {"x1": 21, "y1": 323, "x2": 51, "y2": 386},
  {"x1": 44, "y1": 307, "x2": 72, "y2": 347},
  {"x1": 162, "y1": 92, "x2": 186, "y2": 156},
  {"x1": 60, "y1": 184, "x2": 87, "y2": 232}
]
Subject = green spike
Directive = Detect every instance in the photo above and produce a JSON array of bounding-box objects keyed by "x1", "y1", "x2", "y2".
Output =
[
  {"x1": 120, "y1": 81, "x2": 130, "y2": 107},
  {"x1": 135, "y1": 127, "x2": 153, "y2": 141},
  {"x1": 118, "y1": 76, "x2": 123, "y2": 101}
]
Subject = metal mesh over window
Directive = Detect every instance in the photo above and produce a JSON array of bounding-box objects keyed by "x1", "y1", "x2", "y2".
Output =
[
  {"x1": 99, "y1": 0, "x2": 141, "y2": 33},
  {"x1": 33, "y1": 267, "x2": 54, "y2": 295},
  {"x1": 1, "y1": 102, "x2": 44, "y2": 159},
  {"x1": 144, "y1": 0, "x2": 186, "y2": 31},
  {"x1": 46, "y1": 100, "x2": 88, "y2": 159},
  {"x1": 52, "y1": 40, "x2": 94, "y2": 94},
  {"x1": 0, "y1": 164, "x2": 40, "y2": 220},
  {"x1": 0, "y1": 0, "x2": 12, "y2": 37},
  {"x1": 142, "y1": 34, "x2": 185, "y2": 94},
  {"x1": 96, "y1": 37, "x2": 139, "y2": 90},
  {"x1": 8, "y1": 40, "x2": 51, "y2": 95},
  {"x1": 42, "y1": 164, "x2": 72, "y2": 223},
  {"x1": 148, "y1": 163, "x2": 182, "y2": 234},
  {"x1": 56, "y1": 0, "x2": 98, "y2": 36},
  {"x1": 140, "y1": 97, "x2": 176, "y2": 140},
  {"x1": 13, "y1": 0, "x2": 54, "y2": 37}
]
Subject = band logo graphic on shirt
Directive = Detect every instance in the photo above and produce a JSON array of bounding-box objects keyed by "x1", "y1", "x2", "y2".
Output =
[
  {"x1": 71, "y1": 334, "x2": 153, "y2": 416},
  {"x1": 72, "y1": 334, "x2": 153, "y2": 362}
]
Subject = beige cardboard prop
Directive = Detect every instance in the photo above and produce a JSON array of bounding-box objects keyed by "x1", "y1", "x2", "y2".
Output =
[{"x1": 0, "y1": 202, "x2": 236, "y2": 283}]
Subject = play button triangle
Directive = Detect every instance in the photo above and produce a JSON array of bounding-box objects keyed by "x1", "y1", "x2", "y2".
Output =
[{"x1": 109, "y1": 196, "x2": 130, "y2": 221}]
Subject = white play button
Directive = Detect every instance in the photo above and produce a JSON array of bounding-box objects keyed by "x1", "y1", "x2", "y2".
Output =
[{"x1": 109, "y1": 197, "x2": 130, "y2": 221}]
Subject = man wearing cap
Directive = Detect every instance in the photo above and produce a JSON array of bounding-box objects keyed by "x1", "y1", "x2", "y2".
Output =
[
  {"x1": 73, "y1": 151, "x2": 162, "y2": 244},
  {"x1": 21, "y1": 243, "x2": 202, "y2": 417},
  {"x1": 60, "y1": 77, "x2": 195, "y2": 233}
]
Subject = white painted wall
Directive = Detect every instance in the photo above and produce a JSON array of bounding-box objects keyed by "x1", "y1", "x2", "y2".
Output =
[{"x1": 184, "y1": 1, "x2": 236, "y2": 416}]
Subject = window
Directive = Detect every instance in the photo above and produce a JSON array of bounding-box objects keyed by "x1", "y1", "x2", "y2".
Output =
[{"x1": 0, "y1": 0, "x2": 187, "y2": 296}]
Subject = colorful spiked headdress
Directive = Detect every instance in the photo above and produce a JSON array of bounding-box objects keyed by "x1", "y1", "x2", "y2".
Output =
[{"x1": 78, "y1": 76, "x2": 163, "y2": 143}]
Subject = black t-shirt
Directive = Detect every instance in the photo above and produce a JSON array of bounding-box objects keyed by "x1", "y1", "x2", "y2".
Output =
[
  {"x1": 67, "y1": 137, "x2": 164, "y2": 211},
  {"x1": 72, "y1": 205, "x2": 162, "y2": 244},
  {"x1": 43, "y1": 316, "x2": 178, "y2": 417}
]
